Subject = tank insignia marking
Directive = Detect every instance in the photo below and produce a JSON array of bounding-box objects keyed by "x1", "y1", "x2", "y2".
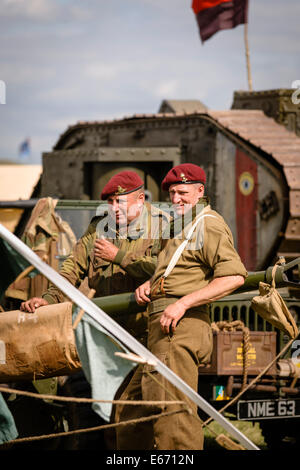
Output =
[
  {"x1": 239, "y1": 171, "x2": 254, "y2": 196},
  {"x1": 214, "y1": 385, "x2": 230, "y2": 401}
]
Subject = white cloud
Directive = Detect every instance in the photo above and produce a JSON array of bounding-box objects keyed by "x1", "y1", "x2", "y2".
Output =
[
  {"x1": 1, "y1": 63, "x2": 55, "y2": 85},
  {"x1": 84, "y1": 63, "x2": 121, "y2": 80},
  {"x1": 1, "y1": 0, "x2": 59, "y2": 20},
  {"x1": 153, "y1": 79, "x2": 179, "y2": 98},
  {"x1": 35, "y1": 85, "x2": 83, "y2": 104},
  {"x1": 69, "y1": 4, "x2": 93, "y2": 21}
]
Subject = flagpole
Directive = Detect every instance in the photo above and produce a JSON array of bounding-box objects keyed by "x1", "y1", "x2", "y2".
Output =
[{"x1": 244, "y1": 22, "x2": 253, "y2": 91}]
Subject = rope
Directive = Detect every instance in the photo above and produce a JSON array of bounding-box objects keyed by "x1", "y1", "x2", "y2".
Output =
[
  {"x1": 145, "y1": 370, "x2": 192, "y2": 414},
  {"x1": 0, "y1": 380, "x2": 187, "y2": 447},
  {"x1": 0, "y1": 409, "x2": 186, "y2": 447},
  {"x1": 13, "y1": 265, "x2": 35, "y2": 284},
  {"x1": 211, "y1": 320, "x2": 250, "y2": 389},
  {"x1": 2, "y1": 318, "x2": 294, "y2": 448},
  {"x1": 0, "y1": 384, "x2": 185, "y2": 407},
  {"x1": 72, "y1": 288, "x2": 96, "y2": 330},
  {"x1": 143, "y1": 366, "x2": 246, "y2": 449},
  {"x1": 202, "y1": 333, "x2": 298, "y2": 429}
]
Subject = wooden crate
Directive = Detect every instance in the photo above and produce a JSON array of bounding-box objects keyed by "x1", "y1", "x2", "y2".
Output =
[{"x1": 199, "y1": 331, "x2": 277, "y2": 375}]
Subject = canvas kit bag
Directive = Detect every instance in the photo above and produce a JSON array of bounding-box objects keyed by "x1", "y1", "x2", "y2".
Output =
[
  {"x1": 251, "y1": 263, "x2": 299, "y2": 339},
  {"x1": 0, "y1": 302, "x2": 82, "y2": 382},
  {"x1": 5, "y1": 197, "x2": 76, "y2": 302}
]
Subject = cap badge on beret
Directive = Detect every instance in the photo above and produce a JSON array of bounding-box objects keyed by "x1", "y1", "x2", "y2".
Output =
[
  {"x1": 161, "y1": 163, "x2": 206, "y2": 192},
  {"x1": 100, "y1": 170, "x2": 144, "y2": 200},
  {"x1": 180, "y1": 172, "x2": 188, "y2": 183},
  {"x1": 117, "y1": 185, "x2": 126, "y2": 194}
]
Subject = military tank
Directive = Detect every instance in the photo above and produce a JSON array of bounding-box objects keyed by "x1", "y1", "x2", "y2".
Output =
[
  {"x1": 40, "y1": 89, "x2": 300, "y2": 274},
  {"x1": 1, "y1": 88, "x2": 300, "y2": 450},
  {"x1": 40, "y1": 90, "x2": 300, "y2": 450}
]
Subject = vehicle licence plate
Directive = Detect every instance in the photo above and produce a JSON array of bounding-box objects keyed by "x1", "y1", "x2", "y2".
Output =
[{"x1": 237, "y1": 398, "x2": 300, "y2": 420}]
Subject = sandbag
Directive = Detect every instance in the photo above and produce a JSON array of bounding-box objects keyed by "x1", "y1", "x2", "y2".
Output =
[
  {"x1": 251, "y1": 265, "x2": 299, "y2": 339},
  {"x1": 0, "y1": 302, "x2": 82, "y2": 382}
]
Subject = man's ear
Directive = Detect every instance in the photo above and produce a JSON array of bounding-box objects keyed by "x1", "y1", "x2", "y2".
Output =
[
  {"x1": 138, "y1": 191, "x2": 145, "y2": 205},
  {"x1": 198, "y1": 184, "x2": 205, "y2": 198}
]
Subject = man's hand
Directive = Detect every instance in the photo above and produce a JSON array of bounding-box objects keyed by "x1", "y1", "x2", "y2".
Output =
[
  {"x1": 159, "y1": 275, "x2": 245, "y2": 335},
  {"x1": 160, "y1": 301, "x2": 187, "y2": 335},
  {"x1": 94, "y1": 237, "x2": 119, "y2": 262},
  {"x1": 20, "y1": 297, "x2": 49, "y2": 313},
  {"x1": 135, "y1": 280, "x2": 151, "y2": 305}
]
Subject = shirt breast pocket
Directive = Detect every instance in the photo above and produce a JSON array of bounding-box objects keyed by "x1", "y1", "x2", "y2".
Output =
[{"x1": 90, "y1": 252, "x2": 110, "y2": 271}]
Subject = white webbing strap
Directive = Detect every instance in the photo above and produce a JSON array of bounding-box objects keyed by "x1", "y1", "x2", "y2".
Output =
[{"x1": 163, "y1": 214, "x2": 216, "y2": 279}]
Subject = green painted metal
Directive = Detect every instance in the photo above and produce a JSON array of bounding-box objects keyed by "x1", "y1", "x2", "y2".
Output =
[
  {"x1": 56, "y1": 200, "x2": 102, "y2": 210},
  {"x1": 93, "y1": 292, "x2": 142, "y2": 316},
  {"x1": 92, "y1": 258, "x2": 300, "y2": 319},
  {"x1": 235, "y1": 257, "x2": 300, "y2": 293}
]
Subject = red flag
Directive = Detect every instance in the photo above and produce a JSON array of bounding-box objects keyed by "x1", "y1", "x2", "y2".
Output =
[{"x1": 192, "y1": 0, "x2": 249, "y2": 43}]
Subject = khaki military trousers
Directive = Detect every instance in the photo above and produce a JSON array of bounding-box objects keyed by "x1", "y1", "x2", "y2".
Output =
[{"x1": 115, "y1": 298, "x2": 213, "y2": 450}]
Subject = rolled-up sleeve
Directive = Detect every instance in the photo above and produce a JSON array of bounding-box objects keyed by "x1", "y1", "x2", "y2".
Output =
[{"x1": 201, "y1": 216, "x2": 248, "y2": 279}]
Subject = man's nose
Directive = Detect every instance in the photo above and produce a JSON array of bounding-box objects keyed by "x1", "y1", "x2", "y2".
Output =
[{"x1": 172, "y1": 193, "x2": 181, "y2": 204}]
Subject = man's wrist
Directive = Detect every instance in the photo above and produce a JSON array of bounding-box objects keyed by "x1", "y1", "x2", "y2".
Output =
[
  {"x1": 175, "y1": 296, "x2": 192, "y2": 311},
  {"x1": 42, "y1": 294, "x2": 55, "y2": 305},
  {"x1": 113, "y1": 249, "x2": 124, "y2": 265}
]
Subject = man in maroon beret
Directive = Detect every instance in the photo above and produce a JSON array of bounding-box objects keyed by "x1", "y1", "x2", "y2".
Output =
[
  {"x1": 161, "y1": 162, "x2": 206, "y2": 191},
  {"x1": 20, "y1": 169, "x2": 169, "y2": 448},
  {"x1": 21, "y1": 170, "x2": 165, "y2": 345},
  {"x1": 101, "y1": 170, "x2": 144, "y2": 200},
  {"x1": 116, "y1": 163, "x2": 247, "y2": 450}
]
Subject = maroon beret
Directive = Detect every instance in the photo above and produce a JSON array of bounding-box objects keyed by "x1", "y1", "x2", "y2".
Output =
[
  {"x1": 101, "y1": 171, "x2": 144, "y2": 200},
  {"x1": 161, "y1": 163, "x2": 206, "y2": 191}
]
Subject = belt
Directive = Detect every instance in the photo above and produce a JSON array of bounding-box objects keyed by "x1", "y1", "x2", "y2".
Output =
[
  {"x1": 147, "y1": 297, "x2": 179, "y2": 314},
  {"x1": 147, "y1": 296, "x2": 209, "y2": 319}
]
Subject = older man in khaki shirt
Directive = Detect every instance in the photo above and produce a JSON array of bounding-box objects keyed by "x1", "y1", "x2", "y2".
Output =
[
  {"x1": 116, "y1": 163, "x2": 247, "y2": 450},
  {"x1": 20, "y1": 171, "x2": 166, "y2": 344}
]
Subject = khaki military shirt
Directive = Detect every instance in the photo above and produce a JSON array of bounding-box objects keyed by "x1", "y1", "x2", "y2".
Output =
[
  {"x1": 43, "y1": 202, "x2": 167, "y2": 304},
  {"x1": 150, "y1": 198, "x2": 247, "y2": 300}
]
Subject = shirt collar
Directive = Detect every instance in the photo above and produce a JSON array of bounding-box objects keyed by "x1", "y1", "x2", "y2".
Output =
[{"x1": 167, "y1": 196, "x2": 210, "y2": 238}]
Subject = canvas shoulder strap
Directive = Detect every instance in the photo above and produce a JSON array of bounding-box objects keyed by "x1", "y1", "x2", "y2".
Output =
[{"x1": 163, "y1": 211, "x2": 216, "y2": 280}]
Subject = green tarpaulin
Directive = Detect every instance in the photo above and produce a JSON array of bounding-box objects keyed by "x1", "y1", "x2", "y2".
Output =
[{"x1": 0, "y1": 237, "x2": 32, "y2": 301}]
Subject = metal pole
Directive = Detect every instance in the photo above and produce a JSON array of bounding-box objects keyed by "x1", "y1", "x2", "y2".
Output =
[
  {"x1": 0, "y1": 224, "x2": 259, "y2": 450},
  {"x1": 244, "y1": 22, "x2": 253, "y2": 91}
]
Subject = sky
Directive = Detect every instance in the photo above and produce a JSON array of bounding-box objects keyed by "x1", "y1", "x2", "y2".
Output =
[{"x1": 0, "y1": 0, "x2": 299, "y2": 164}]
